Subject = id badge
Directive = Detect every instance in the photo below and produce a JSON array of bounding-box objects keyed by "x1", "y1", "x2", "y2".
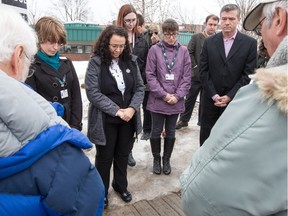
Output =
[
  {"x1": 165, "y1": 74, "x2": 174, "y2": 80},
  {"x1": 60, "y1": 89, "x2": 68, "y2": 99}
]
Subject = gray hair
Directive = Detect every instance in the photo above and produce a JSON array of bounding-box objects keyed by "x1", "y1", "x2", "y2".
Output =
[
  {"x1": 263, "y1": 0, "x2": 288, "y2": 27},
  {"x1": 0, "y1": 6, "x2": 37, "y2": 65}
]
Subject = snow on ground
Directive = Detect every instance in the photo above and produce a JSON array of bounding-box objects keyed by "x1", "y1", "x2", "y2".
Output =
[{"x1": 74, "y1": 61, "x2": 200, "y2": 210}]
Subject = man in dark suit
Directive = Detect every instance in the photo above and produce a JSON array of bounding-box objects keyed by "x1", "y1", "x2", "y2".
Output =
[{"x1": 199, "y1": 4, "x2": 257, "y2": 145}]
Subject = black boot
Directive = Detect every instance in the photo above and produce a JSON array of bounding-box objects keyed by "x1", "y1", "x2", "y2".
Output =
[
  {"x1": 128, "y1": 138, "x2": 136, "y2": 167},
  {"x1": 104, "y1": 196, "x2": 108, "y2": 209},
  {"x1": 163, "y1": 138, "x2": 175, "y2": 175},
  {"x1": 128, "y1": 152, "x2": 136, "y2": 167},
  {"x1": 150, "y1": 138, "x2": 161, "y2": 175}
]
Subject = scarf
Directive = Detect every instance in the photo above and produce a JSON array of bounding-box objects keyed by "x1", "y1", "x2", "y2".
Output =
[{"x1": 37, "y1": 51, "x2": 60, "y2": 71}]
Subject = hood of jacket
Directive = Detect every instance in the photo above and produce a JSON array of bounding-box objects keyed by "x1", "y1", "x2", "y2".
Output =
[
  {"x1": 0, "y1": 72, "x2": 69, "y2": 157},
  {"x1": 252, "y1": 36, "x2": 288, "y2": 115}
]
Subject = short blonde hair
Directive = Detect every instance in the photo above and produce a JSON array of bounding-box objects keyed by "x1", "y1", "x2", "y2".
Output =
[{"x1": 35, "y1": 16, "x2": 66, "y2": 45}]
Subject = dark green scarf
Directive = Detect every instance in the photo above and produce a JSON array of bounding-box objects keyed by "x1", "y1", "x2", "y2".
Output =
[{"x1": 37, "y1": 51, "x2": 60, "y2": 71}]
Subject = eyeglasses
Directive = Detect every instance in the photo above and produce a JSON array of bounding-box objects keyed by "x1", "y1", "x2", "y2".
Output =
[
  {"x1": 47, "y1": 40, "x2": 64, "y2": 47},
  {"x1": 149, "y1": 31, "x2": 158, "y2": 36},
  {"x1": 254, "y1": 17, "x2": 266, "y2": 36},
  {"x1": 24, "y1": 52, "x2": 35, "y2": 64},
  {"x1": 124, "y1": 18, "x2": 137, "y2": 24},
  {"x1": 163, "y1": 32, "x2": 178, "y2": 38},
  {"x1": 109, "y1": 44, "x2": 126, "y2": 50},
  {"x1": 24, "y1": 52, "x2": 36, "y2": 78}
]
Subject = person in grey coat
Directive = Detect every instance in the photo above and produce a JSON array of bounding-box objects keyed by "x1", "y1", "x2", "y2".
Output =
[
  {"x1": 85, "y1": 25, "x2": 144, "y2": 208},
  {"x1": 181, "y1": 0, "x2": 287, "y2": 215},
  {"x1": 146, "y1": 18, "x2": 191, "y2": 175}
]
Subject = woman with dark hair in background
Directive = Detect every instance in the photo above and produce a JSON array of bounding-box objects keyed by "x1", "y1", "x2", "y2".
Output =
[
  {"x1": 85, "y1": 25, "x2": 144, "y2": 208},
  {"x1": 116, "y1": 4, "x2": 149, "y2": 166}
]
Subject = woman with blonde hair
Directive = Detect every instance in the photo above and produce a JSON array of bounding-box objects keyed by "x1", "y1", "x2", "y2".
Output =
[{"x1": 26, "y1": 16, "x2": 83, "y2": 131}]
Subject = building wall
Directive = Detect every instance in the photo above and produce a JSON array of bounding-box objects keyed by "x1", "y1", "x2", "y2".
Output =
[{"x1": 61, "y1": 53, "x2": 92, "y2": 61}]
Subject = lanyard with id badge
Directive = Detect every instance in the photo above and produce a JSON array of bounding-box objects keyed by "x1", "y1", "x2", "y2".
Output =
[
  {"x1": 56, "y1": 75, "x2": 68, "y2": 99},
  {"x1": 160, "y1": 42, "x2": 179, "y2": 80}
]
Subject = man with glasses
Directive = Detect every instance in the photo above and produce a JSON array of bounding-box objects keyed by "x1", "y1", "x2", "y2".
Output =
[
  {"x1": 198, "y1": 4, "x2": 257, "y2": 145},
  {"x1": 0, "y1": 7, "x2": 104, "y2": 216},
  {"x1": 181, "y1": 1, "x2": 287, "y2": 215}
]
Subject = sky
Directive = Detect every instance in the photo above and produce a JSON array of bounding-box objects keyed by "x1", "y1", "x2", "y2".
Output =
[
  {"x1": 30, "y1": 0, "x2": 221, "y2": 25},
  {"x1": 90, "y1": 0, "x2": 221, "y2": 25}
]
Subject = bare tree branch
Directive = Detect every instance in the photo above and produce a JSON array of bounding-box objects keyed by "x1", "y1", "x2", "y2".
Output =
[
  {"x1": 51, "y1": 0, "x2": 91, "y2": 22},
  {"x1": 216, "y1": 0, "x2": 259, "y2": 37},
  {"x1": 119, "y1": 0, "x2": 175, "y2": 24}
]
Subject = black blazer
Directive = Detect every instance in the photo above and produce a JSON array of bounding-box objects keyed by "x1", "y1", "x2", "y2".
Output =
[{"x1": 199, "y1": 31, "x2": 257, "y2": 99}]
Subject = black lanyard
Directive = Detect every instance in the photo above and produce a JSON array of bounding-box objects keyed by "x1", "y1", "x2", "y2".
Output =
[{"x1": 160, "y1": 42, "x2": 179, "y2": 73}]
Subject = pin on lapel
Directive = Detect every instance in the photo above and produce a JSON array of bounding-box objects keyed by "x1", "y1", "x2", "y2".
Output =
[{"x1": 126, "y1": 69, "x2": 131, "y2": 73}]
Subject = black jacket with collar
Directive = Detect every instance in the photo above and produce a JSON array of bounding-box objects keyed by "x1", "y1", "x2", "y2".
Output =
[
  {"x1": 25, "y1": 55, "x2": 83, "y2": 131},
  {"x1": 199, "y1": 31, "x2": 257, "y2": 99},
  {"x1": 132, "y1": 33, "x2": 149, "y2": 84}
]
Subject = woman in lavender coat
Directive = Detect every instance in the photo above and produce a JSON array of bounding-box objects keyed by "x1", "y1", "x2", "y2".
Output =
[{"x1": 146, "y1": 18, "x2": 191, "y2": 175}]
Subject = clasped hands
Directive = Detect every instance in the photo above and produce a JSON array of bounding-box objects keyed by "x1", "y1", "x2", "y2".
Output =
[
  {"x1": 116, "y1": 107, "x2": 135, "y2": 122},
  {"x1": 214, "y1": 95, "x2": 231, "y2": 107},
  {"x1": 164, "y1": 93, "x2": 178, "y2": 105}
]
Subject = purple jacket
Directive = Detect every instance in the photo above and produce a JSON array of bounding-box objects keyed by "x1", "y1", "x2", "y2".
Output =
[{"x1": 146, "y1": 41, "x2": 191, "y2": 115}]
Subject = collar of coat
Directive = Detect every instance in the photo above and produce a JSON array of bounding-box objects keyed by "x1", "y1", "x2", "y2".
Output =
[{"x1": 252, "y1": 36, "x2": 288, "y2": 115}]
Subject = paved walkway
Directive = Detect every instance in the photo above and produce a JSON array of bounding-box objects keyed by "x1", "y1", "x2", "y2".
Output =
[
  {"x1": 103, "y1": 191, "x2": 185, "y2": 216},
  {"x1": 83, "y1": 101, "x2": 201, "y2": 216}
]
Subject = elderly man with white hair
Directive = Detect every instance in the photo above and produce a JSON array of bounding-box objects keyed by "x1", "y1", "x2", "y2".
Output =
[
  {"x1": 0, "y1": 6, "x2": 105, "y2": 216},
  {"x1": 180, "y1": 0, "x2": 287, "y2": 215}
]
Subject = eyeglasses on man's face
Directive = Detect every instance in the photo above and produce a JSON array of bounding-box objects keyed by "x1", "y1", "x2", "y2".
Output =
[
  {"x1": 163, "y1": 32, "x2": 178, "y2": 39},
  {"x1": 24, "y1": 51, "x2": 36, "y2": 78},
  {"x1": 254, "y1": 17, "x2": 266, "y2": 36},
  {"x1": 124, "y1": 18, "x2": 137, "y2": 25},
  {"x1": 24, "y1": 51, "x2": 35, "y2": 65},
  {"x1": 109, "y1": 44, "x2": 126, "y2": 50}
]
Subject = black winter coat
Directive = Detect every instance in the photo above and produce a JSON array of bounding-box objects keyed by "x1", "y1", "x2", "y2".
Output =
[
  {"x1": 26, "y1": 55, "x2": 83, "y2": 130},
  {"x1": 132, "y1": 33, "x2": 149, "y2": 84}
]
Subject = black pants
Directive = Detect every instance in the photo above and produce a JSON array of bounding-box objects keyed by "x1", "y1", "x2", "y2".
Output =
[
  {"x1": 151, "y1": 112, "x2": 178, "y2": 139},
  {"x1": 179, "y1": 79, "x2": 202, "y2": 123},
  {"x1": 142, "y1": 91, "x2": 152, "y2": 133},
  {"x1": 95, "y1": 120, "x2": 134, "y2": 196},
  {"x1": 200, "y1": 92, "x2": 226, "y2": 146}
]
